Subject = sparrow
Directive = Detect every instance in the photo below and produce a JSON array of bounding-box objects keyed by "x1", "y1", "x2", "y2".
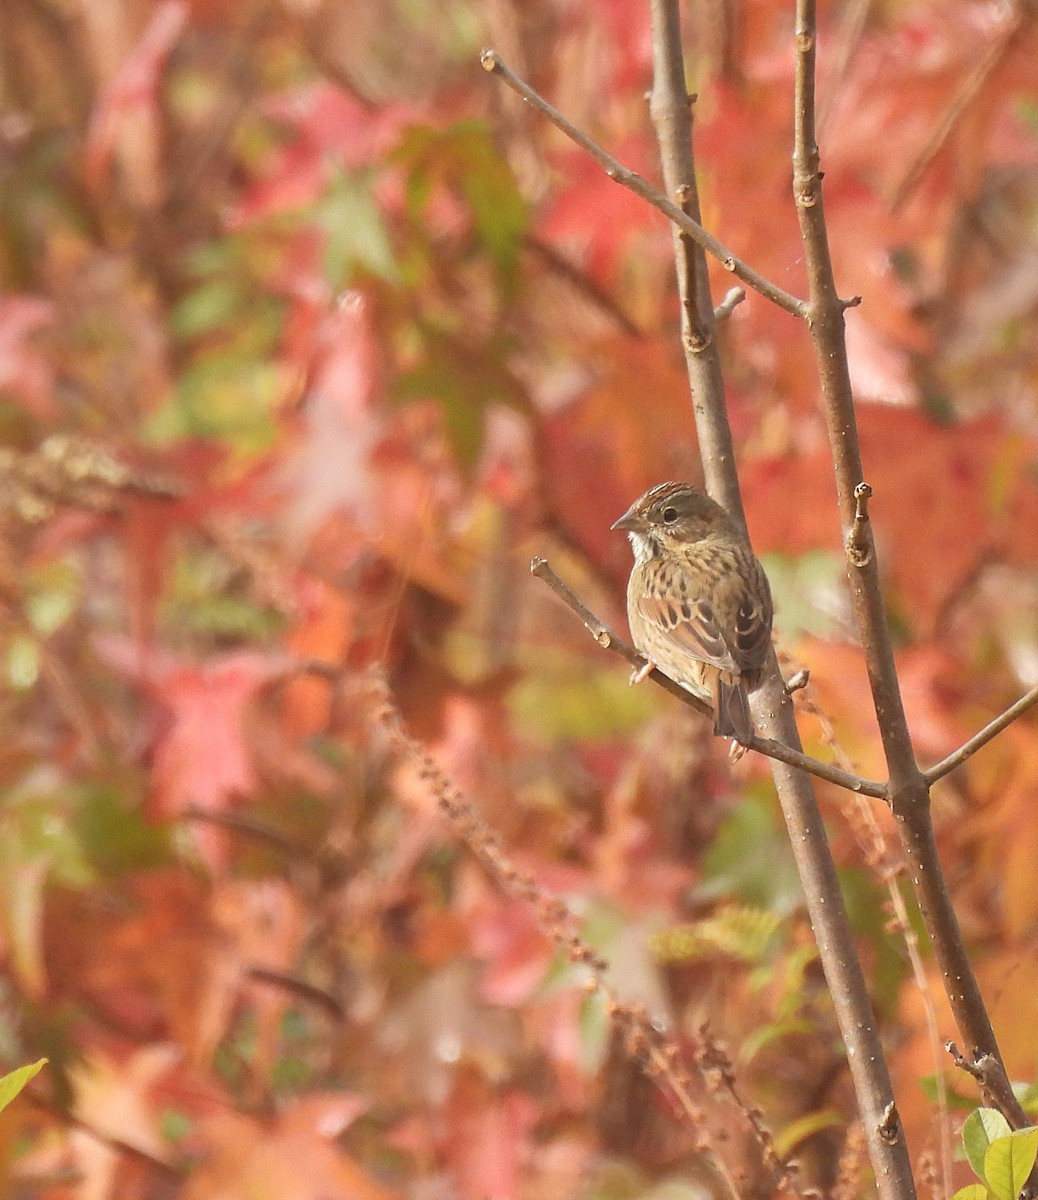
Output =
[{"x1": 611, "y1": 481, "x2": 773, "y2": 744}]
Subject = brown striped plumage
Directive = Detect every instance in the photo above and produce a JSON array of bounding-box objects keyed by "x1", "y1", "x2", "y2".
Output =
[{"x1": 612, "y1": 482, "x2": 773, "y2": 744}]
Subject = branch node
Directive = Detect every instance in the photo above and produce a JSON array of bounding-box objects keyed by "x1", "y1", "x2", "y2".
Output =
[
  {"x1": 785, "y1": 669, "x2": 810, "y2": 694},
  {"x1": 845, "y1": 481, "x2": 874, "y2": 568},
  {"x1": 925, "y1": 682, "x2": 1038, "y2": 783},
  {"x1": 842, "y1": 294, "x2": 863, "y2": 310},
  {"x1": 683, "y1": 327, "x2": 711, "y2": 355},
  {"x1": 796, "y1": 183, "x2": 819, "y2": 209},
  {"x1": 877, "y1": 1101, "x2": 902, "y2": 1145},
  {"x1": 480, "y1": 49, "x2": 806, "y2": 317},
  {"x1": 714, "y1": 287, "x2": 746, "y2": 321},
  {"x1": 946, "y1": 1041, "x2": 984, "y2": 1081}
]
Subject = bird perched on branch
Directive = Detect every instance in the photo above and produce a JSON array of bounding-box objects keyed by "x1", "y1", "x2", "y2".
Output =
[{"x1": 612, "y1": 481, "x2": 773, "y2": 745}]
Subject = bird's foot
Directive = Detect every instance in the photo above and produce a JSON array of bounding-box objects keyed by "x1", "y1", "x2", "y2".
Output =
[
  {"x1": 728, "y1": 738, "x2": 748, "y2": 764},
  {"x1": 629, "y1": 658, "x2": 656, "y2": 685}
]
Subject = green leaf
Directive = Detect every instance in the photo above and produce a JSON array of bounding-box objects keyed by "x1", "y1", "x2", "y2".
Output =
[
  {"x1": 1018, "y1": 1079, "x2": 1038, "y2": 1117},
  {"x1": 74, "y1": 782, "x2": 173, "y2": 875},
  {"x1": 773, "y1": 1109, "x2": 844, "y2": 1160},
  {"x1": 700, "y1": 792, "x2": 803, "y2": 914},
  {"x1": 740, "y1": 1017, "x2": 815, "y2": 1063},
  {"x1": 317, "y1": 170, "x2": 398, "y2": 285},
  {"x1": 951, "y1": 1186, "x2": 991, "y2": 1200},
  {"x1": 6, "y1": 635, "x2": 39, "y2": 690},
  {"x1": 918, "y1": 1072, "x2": 982, "y2": 1112},
  {"x1": 394, "y1": 120, "x2": 527, "y2": 288},
  {"x1": 171, "y1": 279, "x2": 244, "y2": 339},
  {"x1": 149, "y1": 356, "x2": 282, "y2": 452},
  {"x1": 651, "y1": 905, "x2": 781, "y2": 965},
  {"x1": 25, "y1": 562, "x2": 79, "y2": 635},
  {"x1": 984, "y1": 1128, "x2": 1038, "y2": 1200},
  {"x1": 964, "y1": 1109, "x2": 1013, "y2": 1183},
  {"x1": 509, "y1": 662, "x2": 654, "y2": 741},
  {"x1": 393, "y1": 324, "x2": 524, "y2": 469},
  {"x1": 0, "y1": 1059, "x2": 47, "y2": 1114}
]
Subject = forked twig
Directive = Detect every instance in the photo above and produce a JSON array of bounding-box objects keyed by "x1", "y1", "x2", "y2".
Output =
[
  {"x1": 480, "y1": 50, "x2": 807, "y2": 319},
  {"x1": 925, "y1": 683, "x2": 1038, "y2": 784},
  {"x1": 792, "y1": 0, "x2": 1028, "y2": 1132}
]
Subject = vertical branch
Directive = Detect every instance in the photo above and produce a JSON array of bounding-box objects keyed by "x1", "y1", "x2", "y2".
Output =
[
  {"x1": 790, "y1": 0, "x2": 1027, "y2": 1127},
  {"x1": 647, "y1": 0, "x2": 744, "y2": 527},
  {"x1": 791, "y1": 0, "x2": 917, "y2": 792},
  {"x1": 647, "y1": 1, "x2": 918, "y2": 1195}
]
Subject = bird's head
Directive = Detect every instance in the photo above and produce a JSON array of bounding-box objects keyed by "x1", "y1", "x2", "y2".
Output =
[{"x1": 611, "y1": 481, "x2": 736, "y2": 561}]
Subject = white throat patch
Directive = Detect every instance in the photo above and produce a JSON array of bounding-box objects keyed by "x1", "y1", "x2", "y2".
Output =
[{"x1": 628, "y1": 531, "x2": 656, "y2": 565}]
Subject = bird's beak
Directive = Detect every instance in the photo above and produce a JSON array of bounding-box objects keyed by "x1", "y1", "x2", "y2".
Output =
[{"x1": 610, "y1": 506, "x2": 645, "y2": 533}]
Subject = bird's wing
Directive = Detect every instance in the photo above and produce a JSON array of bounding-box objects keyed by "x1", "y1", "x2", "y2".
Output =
[
  {"x1": 731, "y1": 560, "x2": 772, "y2": 670},
  {"x1": 634, "y1": 593, "x2": 741, "y2": 673}
]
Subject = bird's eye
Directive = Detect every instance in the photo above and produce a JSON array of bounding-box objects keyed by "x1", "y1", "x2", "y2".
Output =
[{"x1": 662, "y1": 506, "x2": 678, "y2": 525}]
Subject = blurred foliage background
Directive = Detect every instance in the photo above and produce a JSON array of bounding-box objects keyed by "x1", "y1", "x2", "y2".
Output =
[{"x1": 1, "y1": 0, "x2": 1038, "y2": 1196}]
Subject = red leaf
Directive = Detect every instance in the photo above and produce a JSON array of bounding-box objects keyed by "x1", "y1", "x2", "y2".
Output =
[
  {"x1": 539, "y1": 141, "x2": 668, "y2": 286},
  {"x1": 228, "y1": 83, "x2": 417, "y2": 227},
  {"x1": 83, "y1": 1, "x2": 188, "y2": 208},
  {"x1": 0, "y1": 295, "x2": 57, "y2": 419},
  {"x1": 99, "y1": 645, "x2": 283, "y2": 863}
]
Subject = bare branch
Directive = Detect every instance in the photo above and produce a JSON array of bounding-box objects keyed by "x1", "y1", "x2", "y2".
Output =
[
  {"x1": 532, "y1": 557, "x2": 887, "y2": 798},
  {"x1": 642, "y1": 2, "x2": 916, "y2": 1192},
  {"x1": 793, "y1": 0, "x2": 1029, "y2": 1132},
  {"x1": 25, "y1": 1087, "x2": 182, "y2": 1180},
  {"x1": 946, "y1": 1044, "x2": 1023, "y2": 1121},
  {"x1": 524, "y1": 234, "x2": 644, "y2": 337},
  {"x1": 713, "y1": 287, "x2": 745, "y2": 321},
  {"x1": 924, "y1": 683, "x2": 1038, "y2": 784},
  {"x1": 373, "y1": 675, "x2": 794, "y2": 1195},
  {"x1": 891, "y1": 3, "x2": 1033, "y2": 209},
  {"x1": 246, "y1": 966, "x2": 344, "y2": 1022},
  {"x1": 480, "y1": 50, "x2": 807, "y2": 319}
]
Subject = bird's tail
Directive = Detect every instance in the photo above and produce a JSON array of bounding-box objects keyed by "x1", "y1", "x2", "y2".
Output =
[{"x1": 713, "y1": 675, "x2": 753, "y2": 744}]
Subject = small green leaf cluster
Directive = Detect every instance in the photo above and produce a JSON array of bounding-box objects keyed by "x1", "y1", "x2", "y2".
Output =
[{"x1": 955, "y1": 1109, "x2": 1038, "y2": 1200}]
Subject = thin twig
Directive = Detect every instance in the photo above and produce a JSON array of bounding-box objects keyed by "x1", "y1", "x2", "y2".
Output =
[
  {"x1": 246, "y1": 966, "x2": 344, "y2": 1022},
  {"x1": 480, "y1": 50, "x2": 807, "y2": 319},
  {"x1": 924, "y1": 683, "x2": 1038, "y2": 784},
  {"x1": 524, "y1": 234, "x2": 644, "y2": 337},
  {"x1": 713, "y1": 287, "x2": 745, "y2": 321},
  {"x1": 799, "y1": 687, "x2": 953, "y2": 1197},
  {"x1": 371, "y1": 676, "x2": 793, "y2": 1197},
  {"x1": 182, "y1": 804, "x2": 315, "y2": 861},
  {"x1": 891, "y1": 3, "x2": 1033, "y2": 210},
  {"x1": 818, "y1": 0, "x2": 874, "y2": 132},
  {"x1": 25, "y1": 1087, "x2": 183, "y2": 1181}
]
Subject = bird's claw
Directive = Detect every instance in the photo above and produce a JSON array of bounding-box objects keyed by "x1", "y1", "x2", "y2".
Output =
[{"x1": 629, "y1": 659, "x2": 656, "y2": 686}]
